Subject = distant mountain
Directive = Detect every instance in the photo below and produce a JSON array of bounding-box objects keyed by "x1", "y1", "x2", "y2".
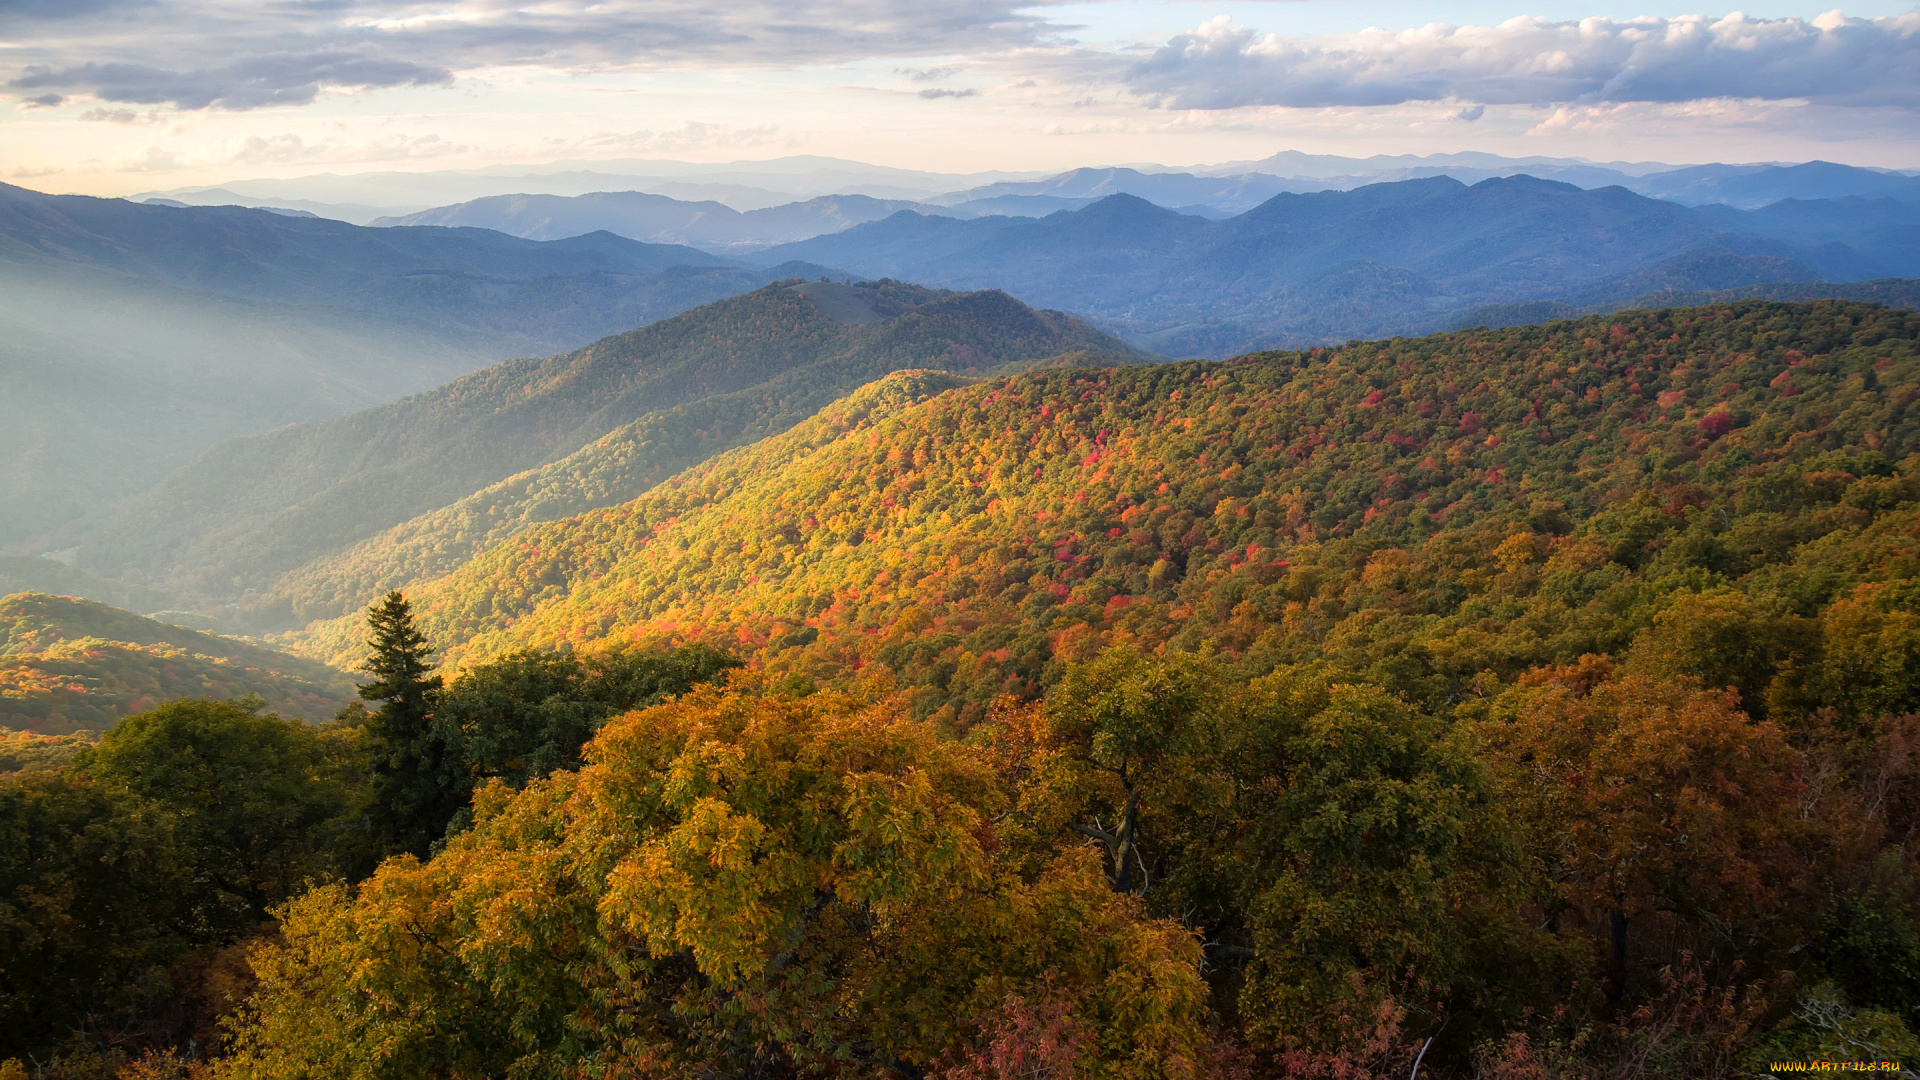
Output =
[
  {"x1": 0, "y1": 182, "x2": 734, "y2": 330},
  {"x1": 377, "y1": 191, "x2": 927, "y2": 250},
  {"x1": 929, "y1": 168, "x2": 1302, "y2": 214},
  {"x1": 0, "y1": 555, "x2": 175, "y2": 616},
  {"x1": 757, "y1": 176, "x2": 1919, "y2": 356},
  {"x1": 1630, "y1": 161, "x2": 1920, "y2": 209},
  {"x1": 1448, "y1": 278, "x2": 1920, "y2": 331},
  {"x1": 0, "y1": 592, "x2": 352, "y2": 735},
  {"x1": 63, "y1": 278, "x2": 1147, "y2": 621}
]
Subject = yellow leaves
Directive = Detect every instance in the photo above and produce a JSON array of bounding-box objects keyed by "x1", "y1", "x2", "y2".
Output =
[
  {"x1": 835, "y1": 767, "x2": 986, "y2": 905},
  {"x1": 219, "y1": 677, "x2": 1212, "y2": 1080},
  {"x1": 609, "y1": 796, "x2": 795, "y2": 987}
]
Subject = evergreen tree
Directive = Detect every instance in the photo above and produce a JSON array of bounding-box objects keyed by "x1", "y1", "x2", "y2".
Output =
[{"x1": 356, "y1": 591, "x2": 448, "y2": 860}]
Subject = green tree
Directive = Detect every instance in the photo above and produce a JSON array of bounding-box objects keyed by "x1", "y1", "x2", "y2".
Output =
[
  {"x1": 85, "y1": 697, "x2": 365, "y2": 935},
  {"x1": 0, "y1": 769, "x2": 186, "y2": 1061},
  {"x1": 356, "y1": 592, "x2": 447, "y2": 860}
]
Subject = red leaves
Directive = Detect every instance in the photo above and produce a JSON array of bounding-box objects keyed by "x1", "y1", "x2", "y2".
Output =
[{"x1": 1698, "y1": 410, "x2": 1736, "y2": 438}]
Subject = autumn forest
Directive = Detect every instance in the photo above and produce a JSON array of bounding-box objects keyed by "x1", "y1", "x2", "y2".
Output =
[{"x1": 5, "y1": 290, "x2": 1920, "y2": 1080}]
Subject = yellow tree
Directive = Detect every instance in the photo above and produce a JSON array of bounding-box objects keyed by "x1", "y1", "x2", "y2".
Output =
[{"x1": 219, "y1": 675, "x2": 1207, "y2": 1080}]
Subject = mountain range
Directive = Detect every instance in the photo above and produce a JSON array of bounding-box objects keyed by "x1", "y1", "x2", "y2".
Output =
[
  {"x1": 135, "y1": 152, "x2": 1920, "y2": 224},
  {"x1": 51, "y1": 279, "x2": 1144, "y2": 626},
  {"x1": 756, "y1": 176, "x2": 1920, "y2": 356}
]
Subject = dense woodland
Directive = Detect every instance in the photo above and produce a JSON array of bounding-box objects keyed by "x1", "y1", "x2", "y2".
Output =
[
  {"x1": 69, "y1": 280, "x2": 1140, "y2": 623},
  {"x1": 5, "y1": 298, "x2": 1920, "y2": 1078},
  {"x1": 0, "y1": 595, "x2": 352, "y2": 735}
]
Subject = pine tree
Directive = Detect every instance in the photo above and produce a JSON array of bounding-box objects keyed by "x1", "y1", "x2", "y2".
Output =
[{"x1": 357, "y1": 591, "x2": 448, "y2": 860}]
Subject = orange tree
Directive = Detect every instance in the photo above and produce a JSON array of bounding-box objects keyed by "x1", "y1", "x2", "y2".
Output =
[
  {"x1": 1472, "y1": 658, "x2": 1810, "y2": 990},
  {"x1": 217, "y1": 674, "x2": 1206, "y2": 1080}
]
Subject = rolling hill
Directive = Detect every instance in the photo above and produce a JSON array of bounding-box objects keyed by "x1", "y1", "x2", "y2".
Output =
[
  {"x1": 757, "y1": 176, "x2": 1920, "y2": 355},
  {"x1": 67, "y1": 279, "x2": 1148, "y2": 620},
  {"x1": 283, "y1": 300, "x2": 1920, "y2": 734},
  {"x1": 0, "y1": 593, "x2": 354, "y2": 735}
]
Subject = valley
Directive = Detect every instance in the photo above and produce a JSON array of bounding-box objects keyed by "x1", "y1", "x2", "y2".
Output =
[{"x1": 4, "y1": 148, "x2": 1920, "y2": 1080}]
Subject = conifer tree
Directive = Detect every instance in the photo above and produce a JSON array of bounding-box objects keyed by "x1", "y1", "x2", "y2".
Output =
[{"x1": 356, "y1": 591, "x2": 448, "y2": 860}]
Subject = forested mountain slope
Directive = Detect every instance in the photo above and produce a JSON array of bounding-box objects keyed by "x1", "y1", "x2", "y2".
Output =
[
  {"x1": 0, "y1": 593, "x2": 352, "y2": 734},
  {"x1": 760, "y1": 177, "x2": 1919, "y2": 356},
  {"x1": 293, "y1": 301, "x2": 1920, "y2": 736},
  {"x1": 74, "y1": 280, "x2": 1146, "y2": 618},
  {"x1": 0, "y1": 184, "x2": 840, "y2": 551}
]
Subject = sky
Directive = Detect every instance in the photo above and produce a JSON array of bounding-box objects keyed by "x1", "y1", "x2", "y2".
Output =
[{"x1": 3, "y1": 0, "x2": 1918, "y2": 197}]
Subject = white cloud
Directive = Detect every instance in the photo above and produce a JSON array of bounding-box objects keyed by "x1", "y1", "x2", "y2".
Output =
[
  {"x1": 1123, "y1": 11, "x2": 1920, "y2": 111},
  {"x1": 1, "y1": 0, "x2": 1064, "y2": 110}
]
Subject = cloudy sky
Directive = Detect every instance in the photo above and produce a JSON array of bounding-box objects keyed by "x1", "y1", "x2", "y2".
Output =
[{"x1": 4, "y1": 0, "x2": 1918, "y2": 195}]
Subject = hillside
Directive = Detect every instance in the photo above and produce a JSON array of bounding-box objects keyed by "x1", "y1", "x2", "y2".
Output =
[
  {"x1": 72, "y1": 280, "x2": 1147, "y2": 619},
  {"x1": 288, "y1": 300, "x2": 1920, "y2": 732},
  {"x1": 0, "y1": 184, "x2": 844, "y2": 550},
  {"x1": 0, "y1": 593, "x2": 354, "y2": 734},
  {"x1": 759, "y1": 177, "x2": 1920, "y2": 355}
]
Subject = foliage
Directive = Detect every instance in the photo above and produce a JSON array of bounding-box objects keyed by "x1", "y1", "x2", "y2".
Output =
[
  {"x1": 217, "y1": 676, "x2": 1207, "y2": 1080},
  {"x1": 355, "y1": 593, "x2": 448, "y2": 860},
  {"x1": 0, "y1": 593, "x2": 354, "y2": 735},
  {"x1": 87, "y1": 698, "x2": 368, "y2": 936},
  {"x1": 317, "y1": 300, "x2": 1920, "y2": 736},
  {"x1": 1473, "y1": 661, "x2": 1809, "y2": 982},
  {"x1": 0, "y1": 697, "x2": 369, "y2": 1066},
  {"x1": 432, "y1": 642, "x2": 741, "y2": 790},
  {"x1": 0, "y1": 727, "x2": 94, "y2": 773},
  {"x1": 0, "y1": 768, "x2": 187, "y2": 1062}
]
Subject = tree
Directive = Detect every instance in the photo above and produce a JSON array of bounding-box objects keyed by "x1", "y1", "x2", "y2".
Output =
[
  {"x1": 356, "y1": 592, "x2": 448, "y2": 860},
  {"x1": 0, "y1": 768, "x2": 186, "y2": 1061},
  {"x1": 1475, "y1": 658, "x2": 1808, "y2": 992},
  {"x1": 216, "y1": 676, "x2": 1208, "y2": 1080},
  {"x1": 1038, "y1": 647, "x2": 1225, "y2": 895},
  {"x1": 433, "y1": 644, "x2": 742, "y2": 792},
  {"x1": 1225, "y1": 668, "x2": 1503, "y2": 1049},
  {"x1": 85, "y1": 697, "x2": 365, "y2": 934}
]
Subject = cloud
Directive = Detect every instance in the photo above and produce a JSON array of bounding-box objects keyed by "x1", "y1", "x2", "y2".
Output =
[
  {"x1": 2, "y1": 0, "x2": 1062, "y2": 111},
  {"x1": 919, "y1": 87, "x2": 979, "y2": 99},
  {"x1": 1453, "y1": 105, "x2": 1484, "y2": 123},
  {"x1": 1124, "y1": 12, "x2": 1920, "y2": 111},
  {"x1": 80, "y1": 106, "x2": 139, "y2": 122},
  {"x1": 18, "y1": 92, "x2": 62, "y2": 107},
  {"x1": 8, "y1": 53, "x2": 452, "y2": 110},
  {"x1": 0, "y1": 0, "x2": 146, "y2": 19},
  {"x1": 897, "y1": 66, "x2": 961, "y2": 82}
]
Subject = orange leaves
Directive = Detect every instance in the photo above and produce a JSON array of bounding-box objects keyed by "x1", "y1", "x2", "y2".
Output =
[{"x1": 1479, "y1": 662, "x2": 1807, "y2": 947}]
